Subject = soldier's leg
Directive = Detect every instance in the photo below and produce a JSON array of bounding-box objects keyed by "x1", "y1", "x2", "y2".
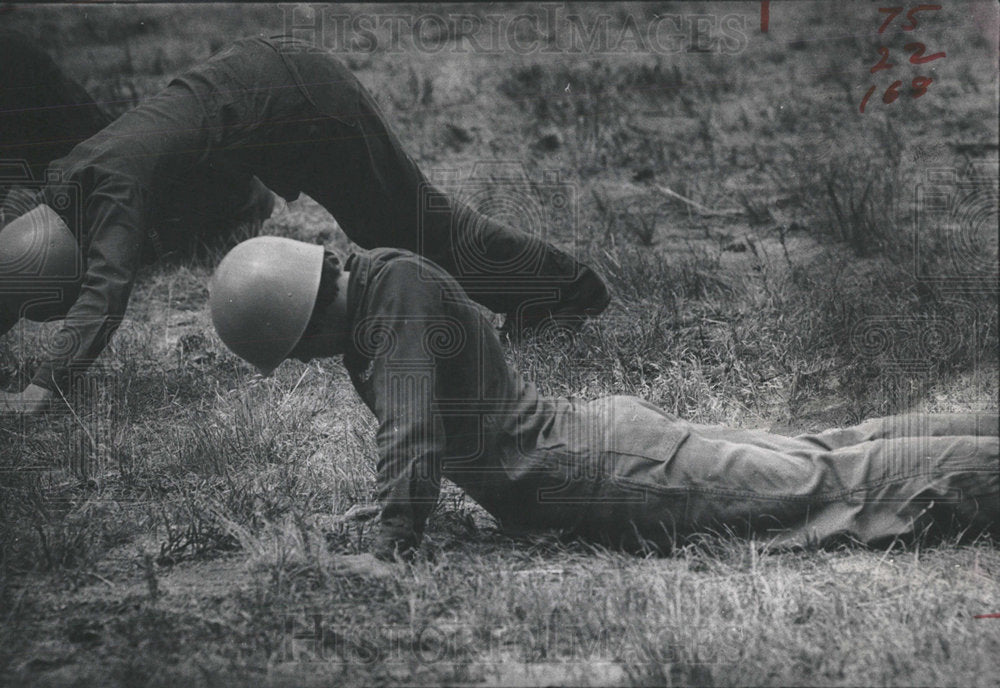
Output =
[
  {"x1": 584, "y1": 399, "x2": 999, "y2": 549},
  {"x1": 0, "y1": 29, "x2": 111, "y2": 180},
  {"x1": 794, "y1": 413, "x2": 999, "y2": 451},
  {"x1": 1, "y1": 30, "x2": 111, "y2": 226},
  {"x1": 664, "y1": 410, "x2": 998, "y2": 452},
  {"x1": 274, "y1": 51, "x2": 608, "y2": 318},
  {"x1": 0, "y1": 32, "x2": 273, "y2": 244}
]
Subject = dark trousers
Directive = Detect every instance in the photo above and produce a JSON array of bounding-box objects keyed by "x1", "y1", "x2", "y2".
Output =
[
  {"x1": 0, "y1": 29, "x2": 111, "y2": 228},
  {"x1": 0, "y1": 30, "x2": 273, "y2": 244},
  {"x1": 220, "y1": 39, "x2": 608, "y2": 318},
  {"x1": 0, "y1": 30, "x2": 111, "y2": 183}
]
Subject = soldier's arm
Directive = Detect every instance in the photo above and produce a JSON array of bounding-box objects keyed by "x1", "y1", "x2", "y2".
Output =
[
  {"x1": 29, "y1": 82, "x2": 211, "y2": 394},
  {"x1": 29, "y1": 174, "x2": 148, "y2": 393},
  {"x1": 354, "y1": 259, "x2": 454, "y2": 561}
]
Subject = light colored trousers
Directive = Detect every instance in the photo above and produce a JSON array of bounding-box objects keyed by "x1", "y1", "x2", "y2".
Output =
[{"x1": 514, "y1": 397, "x2": 999, "y2": 550}]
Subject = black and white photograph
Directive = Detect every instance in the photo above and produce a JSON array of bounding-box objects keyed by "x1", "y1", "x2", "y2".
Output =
[{"x1": 1, "y1": 2, "x2": 997, "y2": 686}]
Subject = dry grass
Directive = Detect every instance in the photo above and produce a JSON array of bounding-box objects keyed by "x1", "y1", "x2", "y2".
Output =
[{"x1": 1, "y1": 3, "x2": 998, "y2": 686}]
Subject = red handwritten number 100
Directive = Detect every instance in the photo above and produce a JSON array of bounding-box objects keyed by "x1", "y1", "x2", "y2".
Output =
[{"x1": 861, "y1": 4, "x2": 944, "y2": 113}]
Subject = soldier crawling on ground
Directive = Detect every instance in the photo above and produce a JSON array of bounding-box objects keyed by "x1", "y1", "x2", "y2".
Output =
[
  {"x1": 206, "y1": 236, "x2": 997, "y2": 577},
  {"x1": 0, "y1": 34, "x2": 609, "y2": 414}
]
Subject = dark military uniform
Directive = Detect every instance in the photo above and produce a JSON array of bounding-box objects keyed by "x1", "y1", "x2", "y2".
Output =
[
  {"x1": 0, "y1": 30, "x2": 273, "y2": 344},
  {"x1": 11, "y1": 35, "x2": 606, "y2": 392},
  {"x1": 342, "y1": 249, "x2": 998, "y2": 559}
]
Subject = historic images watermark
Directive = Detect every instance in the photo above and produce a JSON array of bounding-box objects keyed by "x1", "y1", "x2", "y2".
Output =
[
  {"x1": 280, "y1": 5, "x2": 750, "y2": 56},
  {"x1": 275, "y1": 581, "x2": 745, "y2": 669}
]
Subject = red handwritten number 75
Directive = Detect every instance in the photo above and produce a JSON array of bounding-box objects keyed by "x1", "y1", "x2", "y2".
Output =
[{"x1": 877, "y1": 4, "x2": 942, "y2": 34}]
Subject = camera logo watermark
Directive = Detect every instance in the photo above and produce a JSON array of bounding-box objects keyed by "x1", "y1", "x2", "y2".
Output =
[
  {"x1": 847, "y1": 313, "x2": 993, "y2": 496},
  {"x1": 914, "y1": 162, "x2": 999, "y2": 289},
  {"x1": 281, "y1": 5, "x2": 750, "y2": 55},
  {"x1": 418, "y1": 162, "x2": 580, "y2": 294}
]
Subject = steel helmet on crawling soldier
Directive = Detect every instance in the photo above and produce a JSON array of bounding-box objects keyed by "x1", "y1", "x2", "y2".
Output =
[
  {"x1": 209, "y1": 236, "x2": 350, "y2": 375},
  {"x1": 0, "y1": 205, "x2": 82, "y2": 414}
]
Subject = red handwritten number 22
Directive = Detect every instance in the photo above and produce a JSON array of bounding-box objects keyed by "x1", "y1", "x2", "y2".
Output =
[{"x1": 869, "y1": 44, "x2": 945, "y2": 75}]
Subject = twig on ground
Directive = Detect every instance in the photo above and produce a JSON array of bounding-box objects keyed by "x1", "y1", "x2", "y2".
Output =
[
  {"x1": 335, "y1": 504, "x2": 381, "y2": 524},
  {"x1": 656, "y1": 184, "x2": 745, "y2": 218},
  {"x1": 84, "y1": 571, "x2": 114, "y2": 588}
]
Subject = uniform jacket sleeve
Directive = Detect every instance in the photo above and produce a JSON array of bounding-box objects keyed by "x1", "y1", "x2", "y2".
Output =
[
  {"x1": 29, "y1": 82, "x2": 210, "y2": 392},
  {"x1": 351, "y1": 259, "x2": 454, "y2": 560},
  {"x1": 31, "y1": 170, "x2": 148, "y2": 391}
]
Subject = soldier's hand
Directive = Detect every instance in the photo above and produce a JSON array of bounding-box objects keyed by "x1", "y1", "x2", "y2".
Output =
[{"x1": 330, "y1": 553, "x2": 399, "y2": 580}]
